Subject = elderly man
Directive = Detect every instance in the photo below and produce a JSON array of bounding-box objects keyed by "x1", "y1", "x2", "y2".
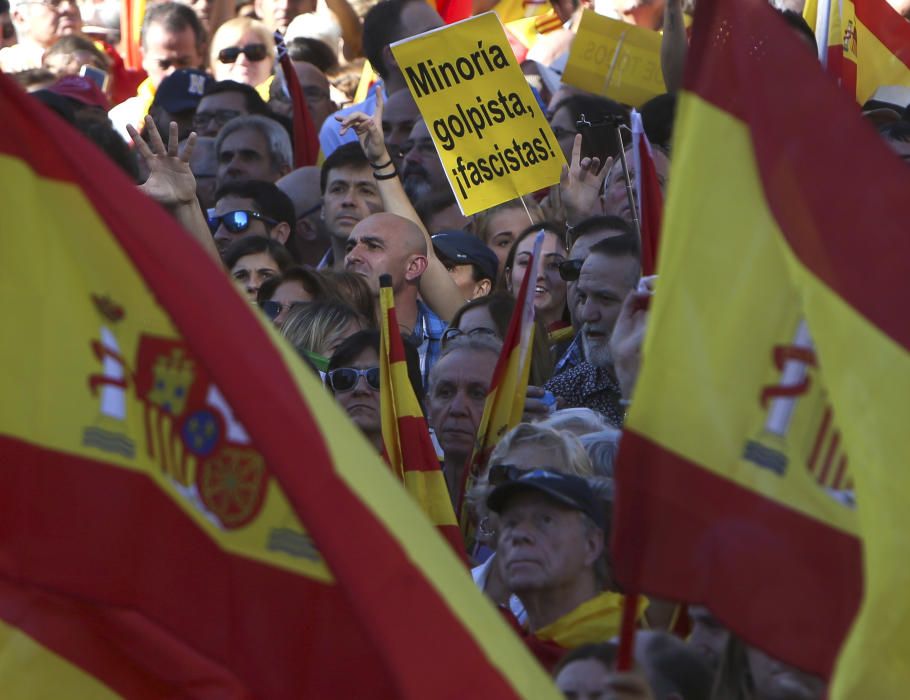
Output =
[
  {"x1": 426, "y1": 334, "x2": 501, "y2": 499},
  {"x1": 544, "y1": 231, "x2": 641, "y2": 426},
  {"x1": 344, "y1": 212, "x2": 445, "y2": 380},
  {"x1": 488, "y1": 469, "x2": 639, "y2": 668},
  {"x1": 215, "y1": 114, "x2": 293, "y2": 189},
  {"x1": 1, "y1": 0, "x2": 80, "y2": 72}
]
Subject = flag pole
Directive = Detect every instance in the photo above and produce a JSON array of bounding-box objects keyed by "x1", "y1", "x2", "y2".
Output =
[{"x1": 615, "y1": 591, "x2": 640, "y2": 671}]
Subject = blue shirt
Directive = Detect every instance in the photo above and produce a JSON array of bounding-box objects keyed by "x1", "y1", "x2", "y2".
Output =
[
  {"x1": 409, "y1": 300, "x2": 446, "y2": 387},
  {"x1": 318, "y1": 82, "x2": 384, "y2": 158}
]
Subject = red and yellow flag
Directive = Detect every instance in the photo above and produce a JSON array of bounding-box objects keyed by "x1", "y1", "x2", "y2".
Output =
[
  {"x1": 0, "y1": 75, "x2": 562, "y2": 698},
  {"x1": 630, "y1": 109, "x2": 663, "y2": 277},
  {"x1": 842, "y1": 0, "x2": 910, "y2": 103},
  {"x1": 457, "y1": 231, "x2": 542, "y2": 545},
  {"x1": 120, "y1": 0, "x2": 145, "y2": 71},
  {"x1": 804, "y1": 0, "x2": 844, "y2": 76},
  {"x1": 378, "y1": 275, "x2": 464, "y2": 557},
  {"x1": 612, "y1": 0, "x2": 910, "y2": 686}
]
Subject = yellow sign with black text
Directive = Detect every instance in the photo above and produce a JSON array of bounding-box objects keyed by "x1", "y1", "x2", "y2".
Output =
[
  {"x1": 391, "y1": 12, "x2": 565, "y2": 216},
  {"x1": 562, "y1": 10, "x2": 665, "y2": 107}
]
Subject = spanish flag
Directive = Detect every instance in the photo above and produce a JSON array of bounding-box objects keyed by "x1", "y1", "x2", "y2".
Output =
[
  {"x1": 378, "y1": 275, "x2": 464, "y2": 557},
  {"x1": 841, "y1": 0, "x2": 910, "y2": 103},
  {"x1": 612, "y1": 0, "x2": 909, "y2": 685},
  {"x1": 0, "y1": 75, "x2": 562, "y2": 698},
  {"x1": 630, "y1": 109, "x2": 662, "y2": 277},
  {"x1": 458, "y1": 232, "x2": 543, "y2": 545},
  {"x1": 803, "y1": 0, "x2": 843, "y2": 75},
  {"x1": 120, "y1": 0, "x2": 145, "y2": 71},
  {"x1": 275, "y1": 31, "x2": 319, "y2": 167}
]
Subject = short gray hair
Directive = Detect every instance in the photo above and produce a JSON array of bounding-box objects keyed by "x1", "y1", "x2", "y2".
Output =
[
  {"x1": 579, "y1": 427, "x2": 622, "y2": 478},
  {"x1": 428, "y1": 333, "x2": 502, "y2": 390},
  {"x1": 215, "y1": 115, "x2": 293, "y2": 174}
]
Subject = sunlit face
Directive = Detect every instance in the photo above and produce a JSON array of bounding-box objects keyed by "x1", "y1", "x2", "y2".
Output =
[
  {"x1": 554, "y1": 658, "x2": 612, "y2": 700},
  {"x1": 566, "y1": 229, "x2": 623, "y2": 327},
  {"x1": 508, "y1": 231, "x2": 567, "y2": 328},
  {"x1": 216, "y1": 127, "x2": 276, "y2": 188},
  {"x1": 483, "y1": 208, "x2": 528, "y2": 275},
  {"x1": 230, "y1": 251, "x2": 281, "y2": 301},
  {"x1": 14, "y1": 0, "x2": 81, "y2": 48},
  {"x1": 141, "y1": 23, "x2": 202, "y2": 89},
  {"x1": 213, "y1": 29, "x2": 272, "y2": 87},
  {"x1": 213, "y1": 195, "x2": 271, "y2": 254},
  {"x1": 576, "y1": 252, "x2": 639, "y2": 368},
  {"x1": 320, "y1": 164, "x2": 383, "y2": 240}
]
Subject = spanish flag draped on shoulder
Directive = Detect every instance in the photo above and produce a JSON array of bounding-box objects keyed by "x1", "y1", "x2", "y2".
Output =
[
  {"x1": 0, "y1": 74, "x2": 561, "y2": 699},
  {"x1": 612, "y1": 0, "x2": 910, "y2": 689},
  {"x1": 378, "y1": 275, "x2": 464, "y2": 558}
]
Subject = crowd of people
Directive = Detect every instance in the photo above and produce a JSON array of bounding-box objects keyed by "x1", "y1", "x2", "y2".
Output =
[{"x1": 5, "y1": 0, "x2": 908, "y2": 693}]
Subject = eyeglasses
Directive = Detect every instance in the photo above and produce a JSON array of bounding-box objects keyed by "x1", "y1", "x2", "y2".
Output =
[
  {"x1": 558, "y1": 258, "x2": 584, "y2": 282},
  {"x1": 260, "y1": 299, "x2": 298, "y2": 320},
  {"x1": 207, "y1": 210, "x2": 277, "y2": 234},
  {"x1": 192, "y1": 109, "x2": 241, "y2": 130},
  {"x1": 326, "y1": 367, "x2": 380, "y2": 393},
  {"x1": 441, "y1": 326, "x2": 499, "y2": 346},
  {"x1": 218, "y1": 43, "x2": 268, "y2": 64}
]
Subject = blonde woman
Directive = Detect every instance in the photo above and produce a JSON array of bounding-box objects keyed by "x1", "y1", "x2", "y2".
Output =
[
  {"x1": 210, "y1": 17, "x2": 275, "y2": 94},
  {"x1": 471, "y1": 196, "x2": 544, "y2": 279}
]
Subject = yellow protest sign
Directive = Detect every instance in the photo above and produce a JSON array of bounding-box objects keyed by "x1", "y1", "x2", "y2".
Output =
[
  {"x1": 391, "y1": 12, "x2": 565, "y2": 216},
  {"x1": 562, "y1": 10, "x2": 665, "y2": 107}
]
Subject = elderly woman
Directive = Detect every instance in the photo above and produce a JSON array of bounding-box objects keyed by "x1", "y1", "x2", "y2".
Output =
[{"x1": 210, "y1": 17, "x2": 275, "y2": 95}]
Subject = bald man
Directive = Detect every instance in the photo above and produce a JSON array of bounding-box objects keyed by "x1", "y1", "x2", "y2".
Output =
[
  {"x1": 344, "y1": 212, "x2": 446, "y2": 382},
  {"x1": 276, "y1": 165, "x2": 327, "y2": 266}
]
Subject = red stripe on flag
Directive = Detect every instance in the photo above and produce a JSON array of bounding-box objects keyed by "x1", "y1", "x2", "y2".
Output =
[
  {"x1": 612, "y1": 430, "x2": 862, "y2": 678},
  {"x1": 1, "y1": 76, "x2": 515, "y2": 698},
  {"x1": 831, "y1": 456, "x2": 849, "y2": 490},
  {"x1": 806, "y1": 405, "x2": 832, "y2": 474},
  {"x1": 684, "y1": 0, "x2": 910, "y2": 353},
  {"x1": 277, "y1": 46, "x2": 319, "y2": 167},
  {"x1": 818, "y1": 430, "x2": 840, "y2": 484},
  {"x1": 397, "y1": 414, "x2": 446, "y2": 471},
  {"x1": 855, "y1": 0, "x2": 910, "y2": 70},
  {"x1": 635, "y1": 128, "x2": 663, "y2": 276}
]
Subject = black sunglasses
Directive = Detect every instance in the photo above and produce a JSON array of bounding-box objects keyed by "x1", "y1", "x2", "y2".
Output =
[
  {"x1": 442, "y1": 326, "x2": 499, "y2": 346},
  {"x1": 260, "y1": 299, "x2": 297, "y2": 320},
  {"x1": 558, "y1": 258, "x2": 584, "y2": 282},
  {"x1": 326, "y1": 367, "x2": 380, "y2": 393},
  {"x1": 218, "y1": 43, "x2": 268, "y2": 64},
  {"x1": 207, "y1": 210, "x2": 277, "y2": 234}
]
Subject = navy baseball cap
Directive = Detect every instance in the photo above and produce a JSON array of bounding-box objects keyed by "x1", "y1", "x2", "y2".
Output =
[
  {"x1": 154, "y1": 69, "x2": 214, "y2": 114},
  {"x1": 487, "y1": 469, "x2": 605, "y2": 527},
  {"x1": 432, "y1": 230, "x2": 500, "y2": 282}
]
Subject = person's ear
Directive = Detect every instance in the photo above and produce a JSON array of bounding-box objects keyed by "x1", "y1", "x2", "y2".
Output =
[
  {"x1": 473, "y1": 278, "x2": 492, "y2": 298},
  {"x1": 405, "y1": 254, "x2": 428, "y2": 282},
  {"x1": 270, "y1": 221, "x2": 291, "y2": 245},
  {"x1": 584, "y1": 526, "x2": 605, "y2": 567}
]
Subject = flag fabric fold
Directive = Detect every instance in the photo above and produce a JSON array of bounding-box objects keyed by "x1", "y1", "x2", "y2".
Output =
[
  {"x1": 378, "y1": 275, "x2": 465, "y2": 558},
  {"x1": 275, "y1": 32, "x2": 319, "y2": 167},
  {"x1": 457, "y1": 231, "x2": 543, "y2": 549},
  {"x1": 0, "y1": 74, "x2": 562, "y2": 699},
  {"x1": 630, "y1": 109, "x2": 663, "y2": 276},
  {"x1": 612, "y1": 0, "x2": 910, "y2": 688}
]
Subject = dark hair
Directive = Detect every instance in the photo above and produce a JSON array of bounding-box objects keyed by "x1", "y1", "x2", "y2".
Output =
[
  {"x1": 643, "y1": 632, "x2": 714, "y2": 700},
  {"x1": 319, "y1": 269, "x2": 377, "y2": 323},
  {"x1": 287, "y1": 37, "x2": 338, "y2": 73},
  {"x1": 223, "y1": 235, "x2": 294, "y2": 271},
  {"x1": 552, "y1": 642, "x2": 618, "y2": 678},
  {"x1": 327, "y1": 329, "x2": 425, "y2": 406},
  {"x1": 550, "y1": 94, "x2": 628, "y2": 162},
  {"x1": 447, "y1": 291, "x2": 553, "y2": 386},
  {"x1": 214, "y1": 179, "x2": 295, "y2": 229},
  {"x1": 778, "y1": 8, "x2": 818, "y2": 54},
  {"x1": 141, "y1": 2, "x2": 205, "y2": 51},
  {"x1": 202, "y1": 80, "x2": 271, "y2": 116},
  {"x1": 639, "y1": 93, "x2": 677, "y2": 149},
  {"x1": 589, "y1": 231, "x2": 641, "y2": 260},
  {"x1": 43, "y1": 35, "x2": 110, "y2": 69},
  {"x1": 320, "y1": 141, "x2": 370, "y2": 193},
  {"x1": 502, "y1": 221, "x2": 568, "y2": 284},
  {"x1": 75, "y1": 116, "x2": 140, "y2": 182},
  {"x1": 362, "y1": 0, "x2": 415, "y2": 79},
  {"x1": 878, "y1": 119, "x2": 910, "y2": 142},
  {"x1": 11, "y1": 68, "x2": 57, "y2": 91},
  {"x1": 256, "y1": 265, "x2": 333, "y2": 303},
  {"x1": 570, "y1": 215, "x2": 635, "y2": 244}
]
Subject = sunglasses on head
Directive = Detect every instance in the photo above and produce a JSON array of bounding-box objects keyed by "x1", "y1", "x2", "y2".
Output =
[
  {"x1": 207, "y1": 210, "x2": 277, "y2": 234},
  {"x1": 218, "y1": 43, "x2": 268, "y2": 64},
  {"x1": 558, "y1": 258, "x2": 584, "y2": 282},
  {"x1": 326, "y1": 367, "x2": 380, "y2": 393}
]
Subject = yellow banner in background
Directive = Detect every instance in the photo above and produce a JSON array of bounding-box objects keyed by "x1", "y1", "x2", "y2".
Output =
[
  {"x1": 562, "y1": 10, "x2": 665, "y2": 107},
  {"x1": 391, "y1": 12, "x2": 565, "y2": 216}
]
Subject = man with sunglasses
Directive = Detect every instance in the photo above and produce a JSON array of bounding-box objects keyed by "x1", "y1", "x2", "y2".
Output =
[
  {"x1": 108, "y1": 3, "x2": 205, "y2": 138},
  {"x1": 210, "y1": 179, "x2": 295, "y2": 256}
]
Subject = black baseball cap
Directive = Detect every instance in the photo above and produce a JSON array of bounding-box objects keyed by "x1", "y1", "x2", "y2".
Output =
[
  {"x1": 432, "y1": 230, "x2": 500, "y2": 282},
  {"x1": 154, "y1": 69, "x2": 214, "y2": 114},
  {"x1": 487, "y1": 469, "x2": 605, "y2": 527}
]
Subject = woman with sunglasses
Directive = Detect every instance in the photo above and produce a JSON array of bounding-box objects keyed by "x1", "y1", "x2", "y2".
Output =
[
  {"x1": 256, "y1": 266, "x2": 332, "y2": 326},
  {"x1": 325, "y1": 330, "x2": 424, "y2": 453},
  {"x1": 210, "y1": 17, "x2": 275, "y2": 93}
]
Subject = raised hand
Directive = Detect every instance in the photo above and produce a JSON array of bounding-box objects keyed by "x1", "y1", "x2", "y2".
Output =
[
  {"x1": 559, "y1": 133, "x2": 610, "y2": 226},
  {"x1": 609, "y1": 281, "x2": 654, "y2": 400},
  {"x1": 127, "y1": 116, "x2": 198, "y2": 207},
  {"x1": 336, "y1": 89, "x2": 390, "y2": 166}
]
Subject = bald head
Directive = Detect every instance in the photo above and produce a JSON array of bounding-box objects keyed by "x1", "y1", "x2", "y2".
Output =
[{"x1": 344, "y1": 213, "x2": 429, "y2": 295}]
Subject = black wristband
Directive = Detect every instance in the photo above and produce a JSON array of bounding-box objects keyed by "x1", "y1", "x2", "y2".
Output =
[
  {"x1": 374, "y1": 167, "x2": 399, "y2": 181},
  {"x1": 370, "y1": 158, "x2": 394, "y2": 170}
]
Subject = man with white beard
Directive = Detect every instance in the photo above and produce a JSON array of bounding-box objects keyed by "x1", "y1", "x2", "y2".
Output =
[{"x1": 543, "y1": 232, "x2": 641, "y2": 426}]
